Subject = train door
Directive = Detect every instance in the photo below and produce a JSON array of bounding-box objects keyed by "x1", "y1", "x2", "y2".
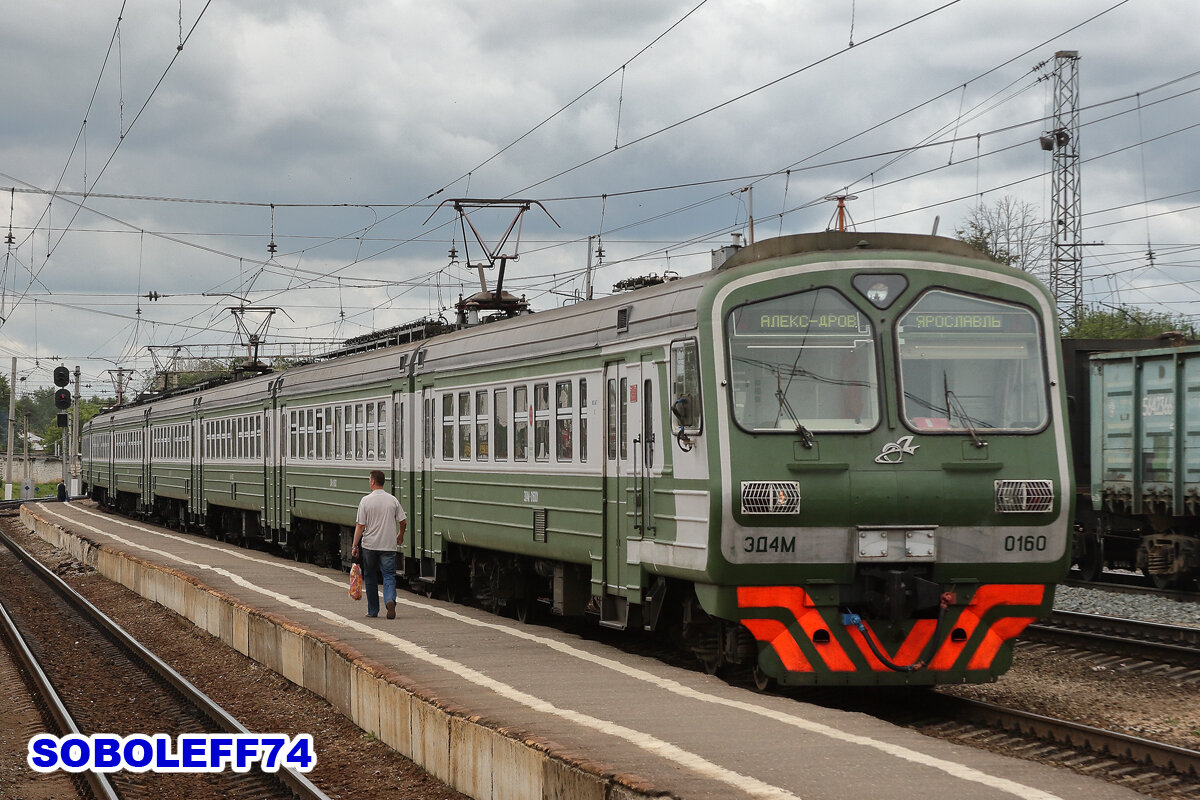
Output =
[
  {"x1": 638, "y1": 353, "x2": 658, "y2": 541},
  {"x1": 141, "y1": 410, "x2": 151, "y2": 512},
  {"x1": 602, "y1": 360, "x2": 639, "y2": 626},
  {"x1": 264, "y1": 406, "x2": 282, "y2": 544},
  {"x1": 277, "y1": 404, "x2": 290, "y2": 537},
  {"x1": 414, "y1": 385, "x2": 434, "y2": 563},
  {"x1": 392, "y1": 389, "x2": 413, "y2": 543},
  {"x1": 105, "y1": 420, "x2": 115, "y2": 502},
  {"x1": 189, "y1": 413, "x2": 202, "y2": 524}
]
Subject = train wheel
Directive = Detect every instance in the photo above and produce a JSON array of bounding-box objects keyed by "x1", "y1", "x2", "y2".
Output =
[
  {"x1": 1148, "y1": 572, "x2": 1190, "y2": 591},
  {"x1": 699, "y1": 649, "x2": 724, "y2": 676},
  {"x1": 514, "y1": 594, "x2": 535, "y2": 625},
  {"x1": 1076, "y1": 534, "x2": 1104, "y2": 582},
  {"x1": 751, "y1": 664, "x2": 775, "y2": 692}
]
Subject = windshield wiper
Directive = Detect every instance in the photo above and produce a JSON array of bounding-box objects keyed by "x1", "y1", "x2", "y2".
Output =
[
  {"x1": 943, "y1": 372, "x2": 986, "y2": 448},
  {"x1": 775, "y1": 372, "x2": 815, "y2": 448}
]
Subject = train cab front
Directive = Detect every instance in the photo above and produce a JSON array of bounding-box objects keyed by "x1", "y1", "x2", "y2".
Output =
[{"x1": 695, "y1": 242, "x2": 1071, "y2": 686}]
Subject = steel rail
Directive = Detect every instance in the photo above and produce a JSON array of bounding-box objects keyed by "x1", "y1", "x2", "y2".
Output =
[
  {"x1": 0, "y1": 597, "x2": 120, "y2": 800},
  {"x1": 0, "y1": 526, "x2": 331, "y2": 800},
  {"x1": 1026, "y1": 610, "x2": 1200, "y2": 666},
  {"x1": 942, "y1": 694, "x2": 1200, "y2": 777}
]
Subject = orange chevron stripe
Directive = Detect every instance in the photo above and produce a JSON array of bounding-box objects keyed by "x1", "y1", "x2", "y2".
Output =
[
  {"x1": 928, "y1": 584, "x2": 1046, "y2": 671},
  {"x1": 741, "y1": 618, "x2": 813, "y2": 672},
  {"x1": 739, "y1": 584, "x2": 1047, "y2": 675},
  {"x1": 738, "y1": 586, "x2": 855, "y2": 671}
]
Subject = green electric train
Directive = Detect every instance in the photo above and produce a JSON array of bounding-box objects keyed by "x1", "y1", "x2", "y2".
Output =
[{"x1": 82, "y1": 231, "x2": 1072, "y2": 687}]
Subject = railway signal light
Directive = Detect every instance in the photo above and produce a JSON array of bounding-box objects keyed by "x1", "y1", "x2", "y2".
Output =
[
  {"x1": 53, "y1": 365, "x2": 70, "y2": 387},
  {"x1": 54, "y1": 387, "x2": 71, "y2": 409}
]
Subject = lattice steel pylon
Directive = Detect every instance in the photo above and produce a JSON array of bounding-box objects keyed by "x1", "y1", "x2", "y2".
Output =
[{"x1": 1048, "y1": 50, "x2": 1082, "y2": 331}]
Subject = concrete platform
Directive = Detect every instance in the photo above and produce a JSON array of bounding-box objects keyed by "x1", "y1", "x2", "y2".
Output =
[{"x1": 22, "y1": 501, "x2": 1154, "y2": 800}]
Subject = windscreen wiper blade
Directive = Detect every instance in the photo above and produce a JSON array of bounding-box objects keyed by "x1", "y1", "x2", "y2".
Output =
[
  {"x1": 943, "y1": 372, "x2": 986, "y2": 448},
  {"x1": 776, "y1": 372, "x2": 815, "y2": 448}
]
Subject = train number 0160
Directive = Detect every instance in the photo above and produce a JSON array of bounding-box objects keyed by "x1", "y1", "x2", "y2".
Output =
[{"x1": 1003, "y1": 534, "x2": 1047, "y2": 552}]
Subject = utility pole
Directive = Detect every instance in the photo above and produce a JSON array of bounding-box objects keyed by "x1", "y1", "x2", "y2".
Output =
[
  {"x1": 1047, "y1": 50, "x2": 1083, "y2": 331},
  {"x1": 5, "y1": 357, "x2": 13, "y2": 500},
  {"x1": 22, "y1": 410, "x2": 28, "y2": 497},
  {"x1": 72, "y1": 366, "x2": 81, "y2": 496}
]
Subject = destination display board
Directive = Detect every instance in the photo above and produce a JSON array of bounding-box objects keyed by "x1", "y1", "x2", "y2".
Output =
[{"x1": 729, "y1": 288, "x2": 872, "y2": 337}]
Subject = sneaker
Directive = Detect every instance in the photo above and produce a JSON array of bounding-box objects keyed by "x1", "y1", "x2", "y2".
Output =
[{"x1": 386, "y1": 601, "x2": 396, "y2": 619}]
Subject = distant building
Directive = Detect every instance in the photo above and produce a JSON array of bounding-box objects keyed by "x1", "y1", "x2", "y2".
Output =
[{"x1": 20, "y1": 432, "x2": 45, "y2": 452}]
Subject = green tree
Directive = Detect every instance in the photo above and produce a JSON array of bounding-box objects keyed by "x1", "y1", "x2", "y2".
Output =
[{"x1": 1065, "y1": 305, "x2": 1197, "y2": 340}]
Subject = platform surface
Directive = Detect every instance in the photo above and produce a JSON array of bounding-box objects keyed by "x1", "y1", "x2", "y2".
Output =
[{"x1": 28, "y1": 500, "x2": 1154, "y2": 800}]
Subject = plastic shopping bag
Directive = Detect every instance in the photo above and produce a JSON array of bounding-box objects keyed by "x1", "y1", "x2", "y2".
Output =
[{"x1": 348, "y1": 562, "x2": 363, "y2": 601}]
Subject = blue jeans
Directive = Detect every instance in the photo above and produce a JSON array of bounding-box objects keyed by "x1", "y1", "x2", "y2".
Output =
[{"x1": 361, "y1": 548, "x2": 397, "y2": 617}]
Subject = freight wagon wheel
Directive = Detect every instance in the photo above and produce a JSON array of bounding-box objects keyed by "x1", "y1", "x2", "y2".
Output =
[{"x1": 1147, "y1": 571, "x2": 1190, "y2": 591}]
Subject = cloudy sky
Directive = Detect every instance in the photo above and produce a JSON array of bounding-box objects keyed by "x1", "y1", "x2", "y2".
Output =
[{"x1": 0, "y1": 0, "x2": 1196, "y2": 395}]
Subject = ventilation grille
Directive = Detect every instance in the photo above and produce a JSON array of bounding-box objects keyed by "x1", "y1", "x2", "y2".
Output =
[
  {"x1": 616, "y1": 307, "x2": 631, "y2": 332},
  {"x1": 741, "y1": 481, "x2": 801, "y2": 514},
  {"x1": 995, "y1": 480, "x2": 1053, "y2": 513},
  {"x1": 533, "y1": 508, "x2": 548, "y2": 542}
]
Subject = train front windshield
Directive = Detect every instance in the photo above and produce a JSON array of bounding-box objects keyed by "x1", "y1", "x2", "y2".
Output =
[
  {"x1": 726, "y1": 287, "x2": 879, "y2": 432},
  {"x1": 897, "y1": 290, "x2": 1048, "y2": 432}
]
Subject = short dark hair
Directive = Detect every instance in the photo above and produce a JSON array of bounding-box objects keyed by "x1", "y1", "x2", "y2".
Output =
[{"x1": 369, "y1": 470, "x2": 386, "y2": 487}]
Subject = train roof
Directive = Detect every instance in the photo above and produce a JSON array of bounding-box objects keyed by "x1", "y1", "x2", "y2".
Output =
[{"x1": 720, "y1": 230, "x2": 997, "y2": 270}]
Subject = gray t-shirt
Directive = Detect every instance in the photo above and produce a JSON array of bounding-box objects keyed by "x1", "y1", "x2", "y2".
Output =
[{"x1": 356, "y1": 489, "x2": 406, "y2": 551}]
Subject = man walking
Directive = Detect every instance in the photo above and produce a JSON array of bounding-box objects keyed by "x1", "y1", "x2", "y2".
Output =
[{"x1": 351, "y1": 470, "x2": 406, "y2": 619}]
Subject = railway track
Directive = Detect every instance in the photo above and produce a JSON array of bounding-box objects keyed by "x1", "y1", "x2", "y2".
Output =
[
  {"x1": 1025, "y1": 610, "x2": 1200, "y2": 673},
  {"x1": 899, "y1": 612, "x2": 1200, "y2": 797},
  {"x1": 0, "y1": 526, "x2": 330, "y2": 800},
  {"x1": 914, "y1": 693, "x2": 1200, "y2": 797}
]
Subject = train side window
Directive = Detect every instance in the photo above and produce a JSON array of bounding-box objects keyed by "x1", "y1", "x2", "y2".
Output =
[
  {"x1": 354, "y1": 403, "x2": 366, "y2": 460},
  {"x1": 458, "y1": 391, "x2": 472, "y2": 460},
  {"x1": 670, "y1": 339, "x2": 702, "y2": 431},
  {"x1": 476, "y1": 390, "x2": 489, "y2": 461},
  {"x1": 579, "y1": 378, "x2": 588, "y2": 463},
  {"x1": 493, "y1": 389, "x2": 508, "y2": 460},
  {"x1": 442, "y1": 394, "x2": 455, "y2": 461},
  {"x1": 514, "y1": 386, "x2": 529, "y2": 461},
  {"x1": 424, "y1": 398, "x2": 434, "y2": 461},
  {"x1": 377, "y1": 400, "x2": 388, "y2": 461},
  {"x1": 334, "y1": 406, "x2": 344, "y2": 460},
  {"x1": 619, "y1": 378, "x2": 629, "y2": 460},
  {"x1": 534, "y1": 382, "x2": 550, "y2": 461},
  {"x1": 394, "y1": 399, "x2": 402, "y2": 462},
  {"x1": 607, "y1": 379, "x2": 617, "y2": 460},
  {"x1": 309, "y1": 409, "x2": 318, "y2": 459},
  {"x1": 643, "y1": 379, "x2": 654, "y2": 469},
  {"x1": 556, "y1": 380, "x2": 573, "y2": 461},
  {"x1": 366, "y1": 401, "x2": 377, "y2": 460},
  {"x1": 314, "y1": 408, "x2": 325, "y2": 460}
]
